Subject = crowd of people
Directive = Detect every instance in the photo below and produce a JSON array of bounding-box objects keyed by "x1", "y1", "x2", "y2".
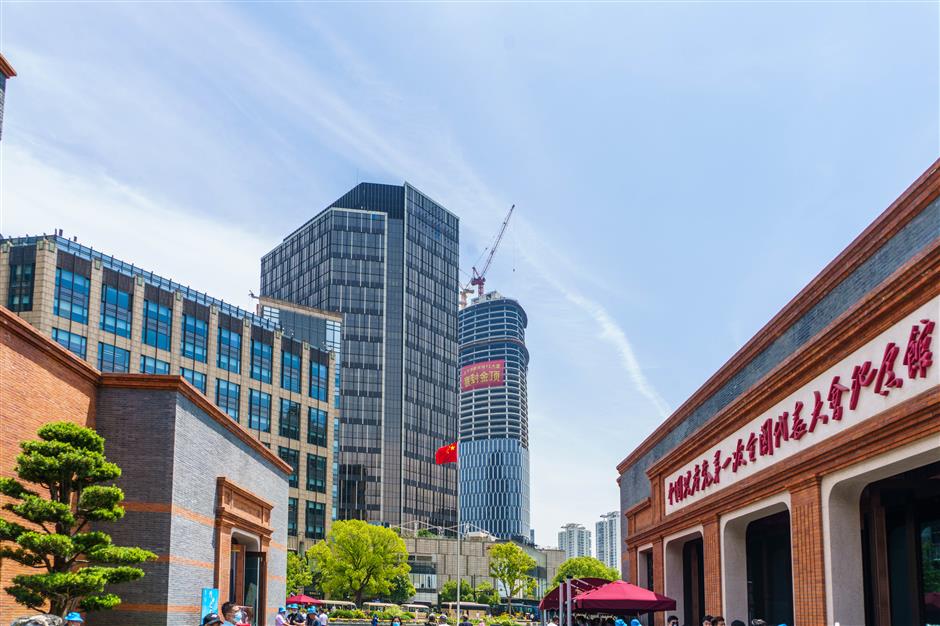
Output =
[{"x1": 549, "y1": 614, "x2": 784, "y2": 626}]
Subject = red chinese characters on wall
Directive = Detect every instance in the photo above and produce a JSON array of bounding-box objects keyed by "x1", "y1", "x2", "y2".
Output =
[{"x1": 667, "y1": 318, "x2": 935, "y2": 507}]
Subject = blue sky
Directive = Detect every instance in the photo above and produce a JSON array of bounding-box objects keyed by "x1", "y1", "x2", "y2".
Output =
[{"x1": 1, "y1": 2, "x2": 937, "y2": 547}]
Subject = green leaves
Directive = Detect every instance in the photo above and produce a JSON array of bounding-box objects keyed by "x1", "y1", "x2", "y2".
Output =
[
  {"x1": 550, "y1": 556, "x2": 619, "y2": 588},
  {"x1": 0, "y1": 422, "x2": 151, "y2": 615},
  {"x1": 6, "y1": 494, "x2": 76, "y2": 526},
  {"x1": 286, "y1": 551, "x2": 314, "y2": 595},
  {"x1": 78, "y1": 486, "x2": 125, "y2": 522},
  {"x1": 87, "y1": 545, "x2": 157, "y2": 566},
  {"x1": 488, "y1": 543, "x2": 536, "y2": 611},
  {"x1": 306, "y1": 520, "x2": 411, "y2": 604}
]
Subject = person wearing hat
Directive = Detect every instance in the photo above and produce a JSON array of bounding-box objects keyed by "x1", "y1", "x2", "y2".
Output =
[
  {"x1": 276, "y1": 608, "x2": 288, "y2": 626},
  {"x1": 65, "y1": 613, "x2": 84, "y2": 626},
  {"x1": 203, "y1": 613, "x2": 224, "y2": 626}
]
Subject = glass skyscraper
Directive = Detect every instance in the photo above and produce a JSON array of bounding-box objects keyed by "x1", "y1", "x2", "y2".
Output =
[
  {"x1": 260, "y1": 182, "x2": 459, "y2": 528},
  {"x1": 458, "y1": 291, "x2": 530, "y2": 541}
]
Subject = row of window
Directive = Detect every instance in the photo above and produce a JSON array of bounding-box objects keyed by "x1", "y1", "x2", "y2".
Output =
[
  {"x1": 278, "y1": 448, "x2": 329, "y2": 493},
  {"x1": 52, "y1": 333, "x2": 331, "y2": 445},
  {"x1": 287, "y1": 497, "x2": 326, "y2": 539},
  {"x1": 51, "y1": 273, "x2": 328, "y2": 397}
]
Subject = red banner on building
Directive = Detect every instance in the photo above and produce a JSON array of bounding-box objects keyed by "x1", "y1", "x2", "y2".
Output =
[{"x1": 460, "y1": 360, "x2": 506, "y2": 392}]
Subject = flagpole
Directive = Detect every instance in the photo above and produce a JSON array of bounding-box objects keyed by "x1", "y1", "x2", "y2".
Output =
[{"x1": 455, "y1": 446, "x2": 461, "y2": 624}]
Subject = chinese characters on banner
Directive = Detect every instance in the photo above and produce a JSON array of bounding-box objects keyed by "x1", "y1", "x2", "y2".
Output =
[
  {"x1": 665, "y1": 315, "x2": 935, "y2": 513},
  {"x1": 460, "y1": 359, "x2": 506, "y2": 392}
]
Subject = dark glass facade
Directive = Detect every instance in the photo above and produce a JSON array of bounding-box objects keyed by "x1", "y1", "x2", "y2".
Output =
[
  {"x1": 458, "y1": 293, "x2": 530, "y2": 541},
  {"x1": 261, "y1": 182, "x2": 459, "y2": 527}
]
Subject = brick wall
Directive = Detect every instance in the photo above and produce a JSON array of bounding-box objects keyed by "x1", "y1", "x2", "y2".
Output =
[
  {"x1": 91, "y1": 387, "x2": 289, "y2": 626},
  {"x1": 0, "y1": 308, "x2": 98, "y2": 622}
]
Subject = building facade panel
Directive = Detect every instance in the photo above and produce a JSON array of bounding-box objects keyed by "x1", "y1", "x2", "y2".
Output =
[
  {"x1": 261, "y1": 182, "x2": 459, "y2": 528},
  {"x1": 459, "y1": 293, "x2": 530, "y2": 541}
]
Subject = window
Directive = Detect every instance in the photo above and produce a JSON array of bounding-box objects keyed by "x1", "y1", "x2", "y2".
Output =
[
  {"x1": 100, "y1": 285, "x2": 132, "y2": 338},
  {"x1": 181, "y1": 367, "x2": 207, "y2": 393},
  {"x1": 181, "y1": 315, "x2": 208, "y2": 362},
  {"x1": 305, "y1": 500, "x2": 326, "y2": 539},
  {"x1": 309, "y1": 359, "x2": 329, "y2": 401},
  {"x1": 306, "y1": 454, "x2": 327, "y2": 493},
  {"x1": 250, "y1": 340, "x2": 273, "y2": 383},
  {"x1": 278, "y1": 447, "x2": 299, "y2": 488},
  {"x1": 307, "y1": 408, "x2": 328, "y2": 447},
  {"x1": 54, "y1": 268, "x2": 90, "y2": 324},
  {"x1": 249, "y1": 389, "x2": 271, "y2": 432},
  {"x1": 281, "y1": 349, "x2": 301, "y2": 393},
  {"x1": 215, "y1": 379, "x2": 241, "y2": 421},
  {"x1": 52, "y1": 328, "x2": 86, "y2": 359},
  {"x1": 140, "y1": 355, "x2": 170, "y2": 375},
  {"x1": 288, "y1": 497, "x2": 298, "y2": 537},
  {"x1": 8, "y1": 263, "x2": 35, "y2": 312},
  {"x1": 98, "y1": 342, "x2": 130, "y2": 373},
  {"x1": 142, "y1": 300, "x2": 172, "y2": 350},
  {"x1": 217, "y1": 327, "x2": 242, "y2": 373},
  {"x1": 279, "y1": 398, "x2": 301, "y2": 440}
]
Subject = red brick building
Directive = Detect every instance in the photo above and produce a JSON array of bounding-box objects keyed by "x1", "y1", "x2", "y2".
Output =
[
  {"x1": 617, "y1": 161, "x2": 940, "y2": 626},
  {"x1": 1, "y1": 307, "x2": 292, "y2": 625}
]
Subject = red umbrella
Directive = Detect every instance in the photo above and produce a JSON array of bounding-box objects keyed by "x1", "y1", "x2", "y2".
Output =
[
  {"x1": 537, "y1": 578, "x2": 612, "y2": 610},
  {"x1": 572, "y1": 580, "x2": 675, "y2": 612},
  {"x1": 286, "y1": 594, "x2": 322, "y2": 606}
]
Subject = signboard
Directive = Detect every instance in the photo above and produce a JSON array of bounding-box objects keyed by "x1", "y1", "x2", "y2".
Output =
[
  {"x1": 201, "y1": 588, "x2": 219, "y2": 621},
  {"x1": 664, "y1": 295, "x2": 937, "y2": 516},
  {"x1": 461, "y1": 360, "x2": 506, "y2": 392}
]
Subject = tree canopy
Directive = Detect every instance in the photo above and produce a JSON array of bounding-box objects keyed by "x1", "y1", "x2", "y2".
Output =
[
  {"x1": 0, "y1": 422, "x2": 157, "y2": 616},
  {"x1": 387, "y1": 572, "x2": 416, "y2": 604},
  {"x1": 550, "y1": 556, "x2": 620, "y2": 588},
  {"x1": 473, "y1": 581, "x2": 500, "y2": 606},
  {"x1": 439, "y1": 578, "x2": 474, "y2": 603},
  {"x1": 286, "y1": 552, "x2": 314, "y2": 595},
  {"x1": 488, "y1": 543, "x2": 536, "y2": 613},
  {"x1": 306, "y1": 520, "x2": 410, "y2": 605}
]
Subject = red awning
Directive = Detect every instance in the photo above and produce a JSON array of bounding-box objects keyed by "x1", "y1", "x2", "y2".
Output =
[
  {"x1": 286, "y1": 594, "x2": 322, "y2": 605},
  {"x1": 537, "y1": 578, "x2": 612, "y2": 610},
  {"x1": 572, "y1": 580, "x2": 676, "y2": 612}
]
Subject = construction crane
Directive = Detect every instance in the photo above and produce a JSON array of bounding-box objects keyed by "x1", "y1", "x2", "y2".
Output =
[{"x1": 460, "y1": 204, "x2": 515, "y2": 308}]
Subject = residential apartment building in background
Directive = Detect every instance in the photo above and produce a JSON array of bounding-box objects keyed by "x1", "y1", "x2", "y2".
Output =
[
  {"x1": 458, "y1": 291, "x2": 531, "y2": 542},
  {"x1": 261, "y1": 182, "x2": 460, "y2": 529},
  {"x1": 0, "y1": 234, "x2": 340, "y2": 553},
  {"x1": 558, "y1": 523, "x2": 592, "y2": 559},
  {"x1": 595, "y1": 511, "x2": 620, "y2": 571},
  {"x1": 0, "y1": 53, "x2": 15, "y2": 141}
]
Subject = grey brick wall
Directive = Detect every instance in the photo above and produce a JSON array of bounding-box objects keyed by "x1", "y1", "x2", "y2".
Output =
[
  {"x1": 170, "y1": 394, "x2": 289, "y2": 612},
  {"x1": 619, "y1": 196, "x2": 940, "y2": 568},
  {"x1": 93, "y1": 386, "x2": 289, "y2": 626}
]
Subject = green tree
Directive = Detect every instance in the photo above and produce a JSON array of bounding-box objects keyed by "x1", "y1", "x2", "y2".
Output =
[
  {"x1": 439, "y1": 578, "x2": 474, "y2": 603},
  {"x1": 488, "y1": 543, "x2": 536, "y2": 614},
  {"x1": 0, "y1": 422, "x2": 157, "y2": 616},
  {"x1": 306, "y1": 520, "x2": 410, "y2": 605},
  {"x1": 550, "y1": 556, "x2": 619, "y2": 588},
  {"x1": 473, "y1": 581, "x2": 499, "y2": 606},
  {"x1": 287, "y1": 551, "x2": 314, "y2": 595},
  {"x1": 388, "y1": 572, "x2": 416, "y2": 604}
]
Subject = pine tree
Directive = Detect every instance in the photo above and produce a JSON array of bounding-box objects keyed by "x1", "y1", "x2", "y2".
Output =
[{"x1": 0, "y1": 422, "x2": 157, "y2": 616}]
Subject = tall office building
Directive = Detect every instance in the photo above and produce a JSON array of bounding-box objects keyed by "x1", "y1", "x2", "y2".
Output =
[
  {"x1": 558, "y1": 523, "x2": 592, "y2": 559},
  {"x1": 458, "y1": 291, "x2": 530, "y2": 541},
  {"x1": 261, "y1": 182, "x2": 460, "y2": 528},
  {"x1": 0, "y1": 234, "x2": 341, "y2": 552},
  {"x1": 595, "y1": 511, "x2": 620, "y2": 570}
]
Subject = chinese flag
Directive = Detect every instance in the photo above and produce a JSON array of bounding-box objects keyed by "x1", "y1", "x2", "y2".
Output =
[{"x1": 435, "y1": 441, "x2": 458, "y2": 465}]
